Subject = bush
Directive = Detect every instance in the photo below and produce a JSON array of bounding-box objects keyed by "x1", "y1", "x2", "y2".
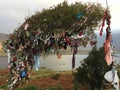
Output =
[
  {"x1": 51, "y1": 74, "x2": 61, "y2": 80},
  {"x1": 74, "y1": 47, "x2": 111, "y2": 90}
]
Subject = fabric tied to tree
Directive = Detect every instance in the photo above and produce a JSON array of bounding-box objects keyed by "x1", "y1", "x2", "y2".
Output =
[
  {"x1": 100, "y1": 9, "x2": 112, "y2": 66},
  {"x1": 7, "y1": 49, "x2": 10, "y2": 64},
  {"x1": 76, "y1": 13, "x2": 83, "y2": 19},
  {"x1": 24, "y1": 23, "x2": 29, "y2": 30},
  {"x1": 104, "y1": 27, "x2": 112, "y2": 65},
  {"x1": 100, "y1": 10, "x2": 111, "y2": 36},
  {"x1": 72, "y1": 53, "x2": 75, "y2": 69},
  {"x1": 34, "y1": 54, "x2": 40, "y2": 71},
  {"x1": 112, "y1": 70, "x2": 119, "y2": 90},
  {"x1": 72, "y1": 43, "x2": 77, "y2": 69}
]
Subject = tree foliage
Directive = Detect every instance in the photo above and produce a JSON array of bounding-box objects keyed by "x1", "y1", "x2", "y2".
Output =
[
  {"x1": 74, "y1": 47, "x2": 111, "y2": 90},
  {"x1": 2, "y1": 1, "x2": 106, "y2": 90},
  {"x1": 3, "y1": 1, "x2": 105, "y2": 56},
  {"x1": 22, "y1": 1, "x2": 104, "y2": 34}
]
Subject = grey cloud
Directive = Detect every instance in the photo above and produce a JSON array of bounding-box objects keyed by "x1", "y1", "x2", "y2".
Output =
[{"x1": 0, "y1": 0, "x2": 120, "y2": 34}]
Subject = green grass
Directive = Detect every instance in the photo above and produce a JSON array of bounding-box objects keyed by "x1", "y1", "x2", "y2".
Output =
[
  {"x1": 17, "y1": 85, "x2": 63, "y2": 90},
  {"x1": 0, "y1": 84, "x2": 7, "y2": 90},
  {"x1": 0, "y1": 68, "x2": 119, "y2": 90},
  {"x1": 31, "y1": 67, "x2": 72, "y2": 79},
  {"x1": 17, "y1": 85, "x2": 38, "y2": 90}
]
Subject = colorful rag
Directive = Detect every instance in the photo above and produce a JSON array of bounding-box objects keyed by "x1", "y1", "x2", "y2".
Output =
[
  {"x1": 100, "y1": 10, "x2": 107, "y2": 36},
  {"x1": 105, "y1": 45, "x2": 112, "y2": 66},
  {"x1": 72, "y1": 44, "x2": 77, "y2": 69},
  {"x1": 72, "y1": 53, "x2": 75, "y2": 69},
  {"x1": 34, "y1": 54, "x2": 40, "y2": 71},
  {"x1": 24, "y1": 23, "x2": 29, "y2": 30},
  {"x1": 7, "y1": 49, "x2": 10, "y2": 64},
  {"x1": 76, "y1": 13, "x2": 83, "y2": 19},
  {"x1": 57, "y1": 52, "x2": 62, "y2": 59},
  {"x1": 104, "y1": 30, "x2": 112, "y2": 66}
]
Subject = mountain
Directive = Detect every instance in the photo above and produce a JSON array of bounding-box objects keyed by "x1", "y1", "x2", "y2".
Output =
[
  {"x1": 0, "y1": 33, "x2": 8, "y2": 42},
  {"x1": 96, "y1": 30, "x2": 120, "y2": 50}
]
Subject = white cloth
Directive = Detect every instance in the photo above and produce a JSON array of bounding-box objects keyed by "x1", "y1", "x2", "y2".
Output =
[
  {"x1": 24, "y1": 23, "x2": 29, "y2": 30},
  {"x1": 7, "y1": 49, "x2": 10, "y2": 63},
  {"x1": 104, "y1": 69, "x2": 119, "y2": 90},
  {"x1": 111, "y1": 70, "x2": 119, "y2": 90}
]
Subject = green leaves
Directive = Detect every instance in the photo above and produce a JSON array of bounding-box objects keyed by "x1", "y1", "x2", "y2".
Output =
[
  {"x1": 3, "y1": 1, "x2": 105, "y2": 55},
  {"x1": 74, "y1": 47, "x2": 110, "y2": 89}
]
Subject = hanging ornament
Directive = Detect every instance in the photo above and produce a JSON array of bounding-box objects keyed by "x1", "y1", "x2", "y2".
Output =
[{"x1": 20, "y1": 70, "x2": 27, "y2": 78}]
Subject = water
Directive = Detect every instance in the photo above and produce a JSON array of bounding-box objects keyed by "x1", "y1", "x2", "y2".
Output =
[
  {"x1": 0, "y1": 54, "x2": 88, "y2": 71},
  {"x1": 40, "y1": 54, "x2": 88, "y2": 71},
  {"x1": 0, "y1": 56, "x2": 8, "y2": 69},
  {"x1": 0, "y1": 53, "x2": 120, "y2": 71}
]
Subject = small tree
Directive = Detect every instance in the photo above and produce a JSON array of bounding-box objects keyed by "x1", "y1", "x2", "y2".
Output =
[{"x1": 74, "y1": 47, "x2": 111, "y2": 90}]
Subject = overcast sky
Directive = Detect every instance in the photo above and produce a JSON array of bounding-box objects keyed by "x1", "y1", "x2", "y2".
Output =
[{"x1": 0, "y1": 0, "x2": 120, "y2": 34}]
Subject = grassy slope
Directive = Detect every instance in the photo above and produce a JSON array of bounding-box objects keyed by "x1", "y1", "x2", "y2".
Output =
[
  {"x1": 0, "y1": 68, "x2": 74, "y2": 90},
  {"x1": 0, "y1": 67, "x2": 116, "y2": 90}
]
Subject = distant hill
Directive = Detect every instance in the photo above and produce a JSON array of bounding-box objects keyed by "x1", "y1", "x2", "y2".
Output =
[
  {"x1": 0, "y1": 33, "x2": 8, "y2": 42},
  {"x1": 96, "y1": 30, "x2": 120, "y2": 50}
]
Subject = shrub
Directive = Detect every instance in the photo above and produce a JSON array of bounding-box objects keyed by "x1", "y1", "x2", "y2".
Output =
[
  {"x1": 51, "y1": 74, "x2": 61, "y2": 80},
  {"x1": 74, "y1": 47, "x2": 111, "y2": 90}
]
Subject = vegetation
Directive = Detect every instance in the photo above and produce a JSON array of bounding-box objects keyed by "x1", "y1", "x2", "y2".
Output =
[
  {"x1": 0, "y1": 84, "x2": 7, "y2": 90},
  {"x1": 1, "y1": 1, "x2": 108, "y2": 90},
  {"x1": 41, "y1": 85, "x2": 63, "y2": 90},
  {"x1": 50, "y1": 73, "x2": 61, "y2": 80},
  {"x1": 18, "y1": 85, "x2": 63, "y2": 90},
  {"x1": 3, "y1": 1, "x2": 105, "y2": 55},
  {"x1": 18, "y1": 85, "x2": 38, "y2": 90},
  {"x1": 74, "y1": 47, "x2": 111, "y2": 90},
  {"x1": 0, "y1": 67, "x2": 119, "y2": 90}
]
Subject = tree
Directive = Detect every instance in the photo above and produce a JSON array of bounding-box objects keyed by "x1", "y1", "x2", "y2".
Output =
[
  {"x1": 2, "y1": 1, "x2": 105, "y2": 90},
  {"x1": 74, "y1": 47, "x2": 111, "y2": 90},
  {"x1": 3, "y1": 1, "x2": 105, "y2": 55}
]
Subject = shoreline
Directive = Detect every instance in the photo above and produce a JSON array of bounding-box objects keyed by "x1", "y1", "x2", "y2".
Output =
[
  {"x1": 0, "y1": 54, "x2": 88, "y2": 70},
  {"x1": 0, "y1": 50, "x2": 89, "y2": 57}
]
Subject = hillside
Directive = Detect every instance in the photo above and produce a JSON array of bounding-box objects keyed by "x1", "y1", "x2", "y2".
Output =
[
  {"x1": 96, "y1": 30, "x2": 120, "y2": 50},
  {"x1": 0, "y1": 33, "x2": 8, "y2": 49},
  {"x1": 0, "y1": 33, "x2": 8, "y2": 42}
]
